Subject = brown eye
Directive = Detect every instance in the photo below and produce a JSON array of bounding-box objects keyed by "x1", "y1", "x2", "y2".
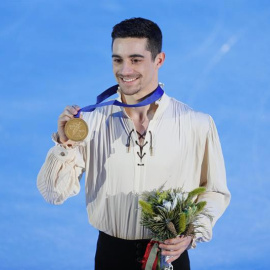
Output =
[
  {"x1": 113, "y1": 58, "x2": 122, "y2": 64},
  {"x1": 132, "y1": 59, "x2": 141, "y2": 64}
]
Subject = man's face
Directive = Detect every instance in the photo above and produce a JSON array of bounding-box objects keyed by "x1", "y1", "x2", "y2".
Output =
[{"x1": 112, "y1": 38, "x2": 164, "y2": 98}]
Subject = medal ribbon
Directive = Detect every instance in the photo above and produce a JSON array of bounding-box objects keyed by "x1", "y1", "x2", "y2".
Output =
[
  {"x1": 74, "y1": 84, "x2": 164, "y2": 118},
  {"x1": 141, "y1": 240, "x2": 160, "y2": 270}
]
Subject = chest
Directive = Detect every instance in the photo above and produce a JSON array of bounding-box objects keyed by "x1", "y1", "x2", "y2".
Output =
[{"x1": 88, "y1": 108, "x2": 208, "y2": 190}]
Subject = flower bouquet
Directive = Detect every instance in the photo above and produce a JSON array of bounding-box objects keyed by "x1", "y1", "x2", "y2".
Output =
[{"x1": 139, "y1": 186, "x2": 212, "y2": 270}]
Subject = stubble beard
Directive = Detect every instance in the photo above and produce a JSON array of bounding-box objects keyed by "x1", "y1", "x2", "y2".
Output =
[
  {"x1": 117, "y1": 73, "x2": 142, "y2": 96},
  {"x1": 119, "y1": 84, "x2": 142, "y2": 96}
]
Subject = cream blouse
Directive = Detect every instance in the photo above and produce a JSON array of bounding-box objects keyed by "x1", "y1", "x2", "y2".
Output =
[{"x1": 37, "y1": 92, "x2": 231, "y2": 246}]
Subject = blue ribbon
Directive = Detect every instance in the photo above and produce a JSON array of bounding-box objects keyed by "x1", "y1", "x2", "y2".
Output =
[{"x1": 74, "y1": 84, "x2": 164, "y2": 118}]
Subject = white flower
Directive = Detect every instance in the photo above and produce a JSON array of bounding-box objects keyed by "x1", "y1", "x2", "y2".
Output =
[
  {"x1": 175, "y1": 192, "x2": 187, "y2": 201},
  {"x1": 162, "y1": 200, "x2": 172, "y2": 211},
  {"x1": 172, "y1": 197, "x2": 178, "y2": 210}
]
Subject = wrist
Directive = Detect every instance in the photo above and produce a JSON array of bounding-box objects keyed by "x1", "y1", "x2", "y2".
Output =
[{"x1": 54, "y1": 132, "x2": 75, "y2": 147}]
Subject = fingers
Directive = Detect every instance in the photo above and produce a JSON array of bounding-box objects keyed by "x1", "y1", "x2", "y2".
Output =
[
  {"x1": 159, "y1": 236, "x2": 192, "y2": 263},
  {"x1": 60, "y1": 105, "x2": 80, "y2": 119},
  {"x1": 159, "y1": 235, "x2": 187, "y2": 249},
  {"x1": 58, "y1": 105, "x2": 80, "y2": 127},
  {"x1": 57, "y1": 105, "x2": 81, "y2": 143},
  {"x1": 162, "y1": 248, "x2": 182, "y2": 257},
  {"x1": 72, "y1": 105, "x2": 80, "y2": 110}
]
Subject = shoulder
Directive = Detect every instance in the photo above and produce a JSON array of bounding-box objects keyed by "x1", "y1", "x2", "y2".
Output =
[
  {"x1": 168, "y1": 96, "x2": 211, "y2": 122},
  {"x1": 167, "y1": 96, "x2": 212, "y2": 133}
]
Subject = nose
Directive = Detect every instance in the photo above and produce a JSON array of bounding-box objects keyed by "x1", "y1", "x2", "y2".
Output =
[{"x1": 120, "y1": 61, "x2": 133, "y2": 75}]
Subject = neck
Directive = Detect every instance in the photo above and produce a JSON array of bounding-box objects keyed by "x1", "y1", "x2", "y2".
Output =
[
  {"x1": 121, "y1": 86, "x2": 158, "y2": 118},
  {"x1": 124, "y1": 102, "x2": 158, "y2": 124}
]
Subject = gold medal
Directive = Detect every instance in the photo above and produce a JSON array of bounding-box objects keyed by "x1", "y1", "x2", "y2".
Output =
[{"x1": 64, "y1": 118, "x2": 88, "y2": 141}]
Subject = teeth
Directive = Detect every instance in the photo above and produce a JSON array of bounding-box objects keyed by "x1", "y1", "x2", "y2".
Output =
[{"x1": 122, "y1": 78, "x2": 136, "y2": 82}]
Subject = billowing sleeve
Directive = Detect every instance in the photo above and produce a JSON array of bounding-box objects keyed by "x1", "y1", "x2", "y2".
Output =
[
  {"x1": 37, "y1": 133, "x2": 86, "y2": 205},
  {"x1": 192, "y1": 116, "x2": 231, "y2": 247}
]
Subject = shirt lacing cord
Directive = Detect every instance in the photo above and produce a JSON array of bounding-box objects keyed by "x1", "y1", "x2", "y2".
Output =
[
  {"x1": 149, "y1": 131, "x2": 154, "y2": 156},
  {"x1": 126, "y1": 129, "x2": 134, "y2": 153},
  {"x1": 126, "y1": 129, "x2": 154, "y2": 166},
  {"x1": 136, "y1": 140, "x2": 148, "y2": 165}
]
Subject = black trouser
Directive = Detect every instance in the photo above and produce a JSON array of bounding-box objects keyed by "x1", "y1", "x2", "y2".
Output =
[{"x1": 95, "y1": 231, "x2": 190, "y2": 270}]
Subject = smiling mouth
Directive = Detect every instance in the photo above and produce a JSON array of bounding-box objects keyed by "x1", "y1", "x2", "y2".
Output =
[
  {"x1": 118, "y1": 74, "x2": 141, "y2": 83},
  {"x1": 119, "y1": 77, "x2": 138, "y2": 83},
  {"x1": 122, "y1": 77, "x2": 137, "y2": 82}
]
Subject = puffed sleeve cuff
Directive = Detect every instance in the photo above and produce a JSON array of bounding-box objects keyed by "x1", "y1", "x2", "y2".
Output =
[
  {"x1": 51, "y1": 132, "x2": 86, "y2": 149},
  {"x1": 188, "y1": 216, "x2": 213, "y2": 249},
  {"x1": 37, "y1": 133, "x2": 86, "y2": 205}
]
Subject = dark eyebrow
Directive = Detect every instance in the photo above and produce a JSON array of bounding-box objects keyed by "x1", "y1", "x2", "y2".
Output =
[
  {"x1": 111, "y1": 54, "x2": 145, "y2": 58},
  {"x1": 129, "y1": 54, "x2": 144, "y2": 58}
]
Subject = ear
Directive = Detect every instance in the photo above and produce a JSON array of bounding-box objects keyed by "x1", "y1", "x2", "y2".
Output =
[{"x1": 155, "y1": 52, "x2": 165, "y2": 68}]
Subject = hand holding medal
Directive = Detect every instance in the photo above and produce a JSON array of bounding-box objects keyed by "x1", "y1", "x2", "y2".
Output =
[{"x1": 58, "y1": 105, "x2": 88, "y2": 143}]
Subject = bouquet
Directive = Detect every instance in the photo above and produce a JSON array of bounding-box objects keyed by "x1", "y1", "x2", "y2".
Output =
[{"x1": 139, "y1": 186, "x2": 212, "y2": 270}]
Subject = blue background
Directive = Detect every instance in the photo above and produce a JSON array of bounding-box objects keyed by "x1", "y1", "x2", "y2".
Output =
[{"x1": 0, "y1": 0, "x2": 269, "y2": 269}]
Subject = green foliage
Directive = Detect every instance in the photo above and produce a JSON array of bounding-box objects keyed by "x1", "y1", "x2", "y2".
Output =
[
  {"x1": 195, "y1": 201, "x2": 207, "y2": 214},
  {"x1": 157, "y1": 191, "x2": 169, "y2": 204},
  {"x1": 186, "y1": 187, "x2": 206, "y2": 203},
  {"x1": 139, "y1": 187, "x2": 212, "y2": 242},
  {"x1": 178, "y1": 213, "x2": 186, "y2": 234},
  {"x1": 139, "y1": 200, "x2": 154, "y2": 216}
]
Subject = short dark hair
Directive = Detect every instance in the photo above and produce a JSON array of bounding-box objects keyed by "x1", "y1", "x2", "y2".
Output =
[{"x1": 111, "y1": 17, "x2": 162, "y2": 61}]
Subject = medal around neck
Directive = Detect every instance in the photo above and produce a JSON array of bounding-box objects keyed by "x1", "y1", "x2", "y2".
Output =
[
  {"x1": 64, "y1": 84, "x2": 164, "y2": 141},
  {"x1": 65, "y1": 118, "x2": 88, "y2": 142}
]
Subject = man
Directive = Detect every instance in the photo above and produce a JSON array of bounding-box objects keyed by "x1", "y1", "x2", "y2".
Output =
[{"x1": 37, "y1": 18, "x2": 230, "y2": 270}]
